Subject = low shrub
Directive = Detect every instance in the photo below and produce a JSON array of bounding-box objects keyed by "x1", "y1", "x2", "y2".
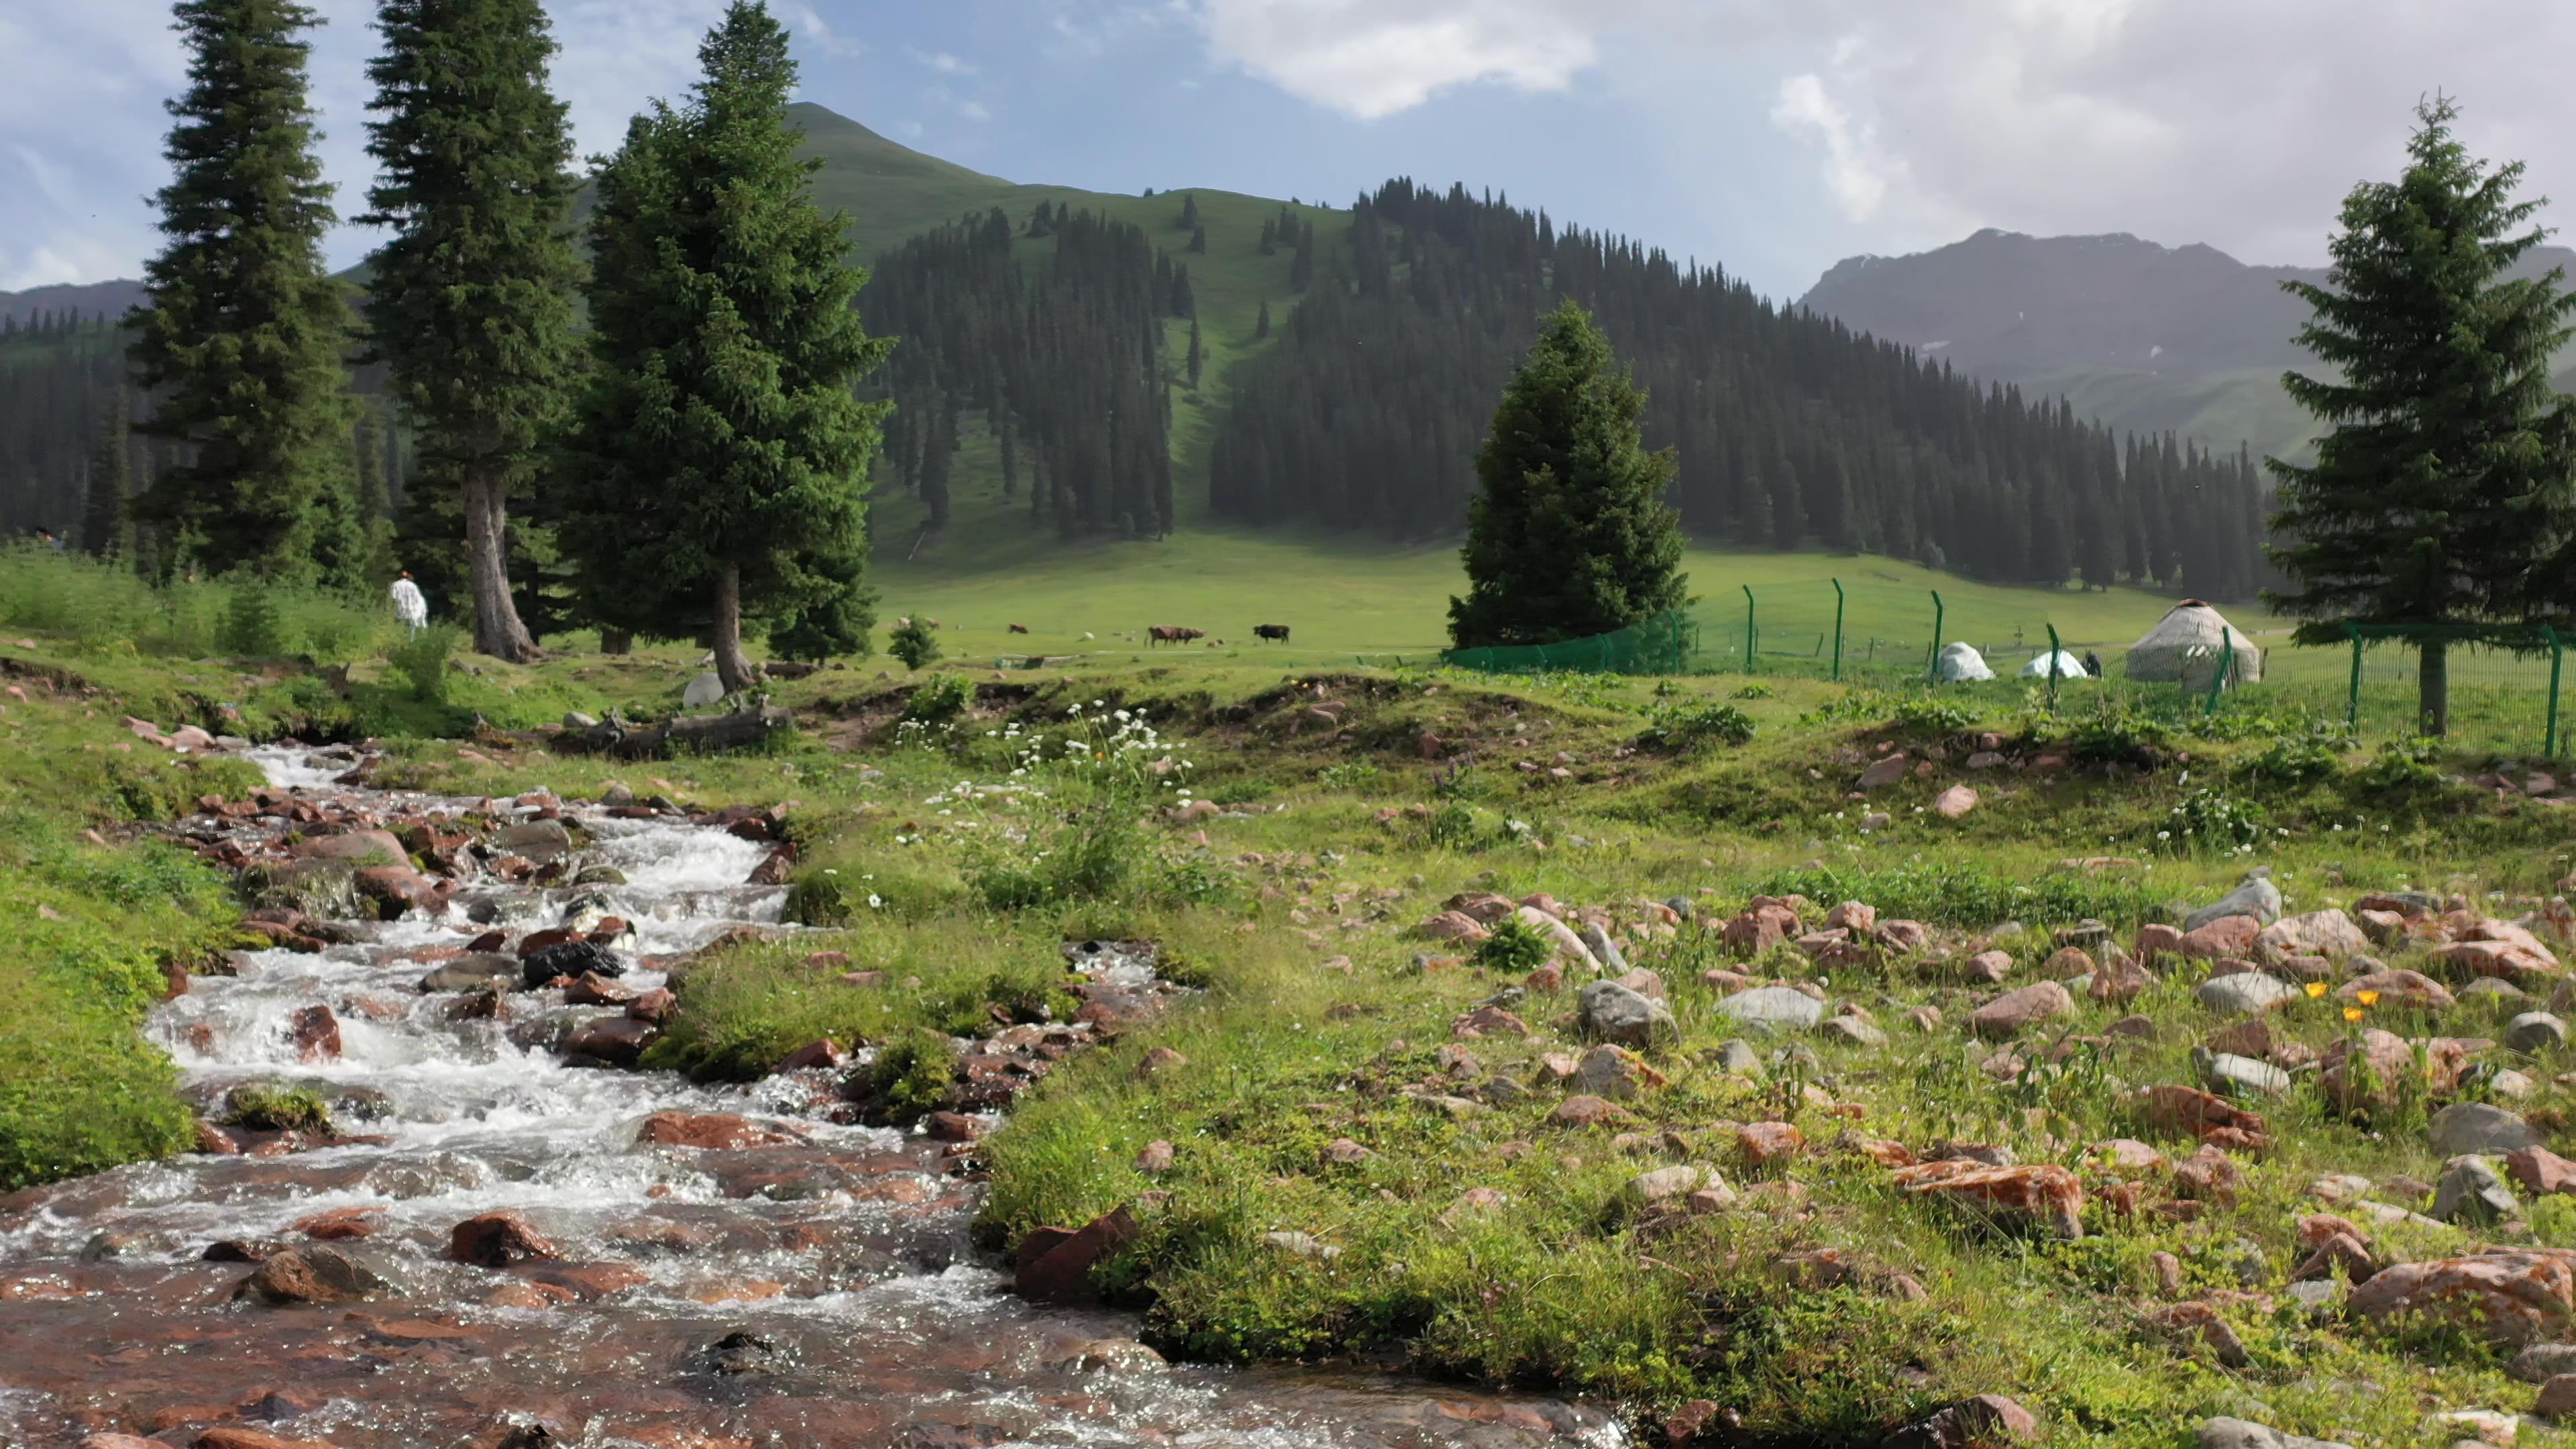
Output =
[
  {"x1": 1638, "y1": 701, "x2": 1756, "y2": 751},
  {"x1": 224, "y1": 1083, "x2": 335, "y2": 1133},
  {"x1": 1475, "y1": 914, "x2": 1554, "y2": 973},
  {"x1": 905, "y1": 672, "x2": 975, "y2": 724},
  {"x1": 851, "y1": 1028, "x2": 957, "y2": 1126}
]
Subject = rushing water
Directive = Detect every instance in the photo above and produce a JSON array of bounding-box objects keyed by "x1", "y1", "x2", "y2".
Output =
[{"x1": 0, "y1": 747, "x2": 1622, "y2": 1449}]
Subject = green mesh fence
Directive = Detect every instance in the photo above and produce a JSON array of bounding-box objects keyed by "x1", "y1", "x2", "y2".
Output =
[
  {"x1": 1439, "y1": 610, "x2": 1699, "y2": 674},
  {"x1": 1438, "y1": 578, "x2": 2569, "y2": 757}
]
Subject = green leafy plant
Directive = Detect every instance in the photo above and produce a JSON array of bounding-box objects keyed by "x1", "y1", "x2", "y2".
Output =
[
  {"x1": 849, "y1": 1028, "x2": 957, "y2": 1126},
  {"x1": 2242, "y1": 727, "x2": 2350, "y2": 786},
  {"x1": 2355, "y1": 737, "x2": 2447, "y2": 796},
  {"x1": 1886, "y1": 694, "x2": 1982, "y2": 735},
  {"x1": 1318, "y1": 761, "x2": 1383, "y2": 790},
  {"x1": 1731, "y1": 682, "x2": 1774, "y2": 700},
  {"x1": 2155, "y1": 787, "x2": 2269, "y2": 856},
  {"x1": 1639, "y1": 700, "x2": 1756, "y2": 751},
  {"x1": 2053, "y1": 697, "x2": 2171, "y2": 767},
  {"x1": 905, "y1": 671, "x2": 975, "y2": 724},
  {"x1": 889, "y1": 615, "x2": 941, "y2": 671},
  {"x1": 1476, "y1": 914, "x2": 1553, "y2": 972},
  {"x1": 385, "y1": 623, "x2": 464, "y2": 704}
]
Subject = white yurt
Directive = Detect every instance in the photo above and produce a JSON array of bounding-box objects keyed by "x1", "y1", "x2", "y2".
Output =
[
  {"x1": 1933, "y1": 641, "x2": 1995, "y2": 682},
  {"x1": 2125, "y1": 599, "x2": 2262, "y2": 686},
  {"x1": 2019, "y1": 649, "x2": 2093, "y2": 680}
]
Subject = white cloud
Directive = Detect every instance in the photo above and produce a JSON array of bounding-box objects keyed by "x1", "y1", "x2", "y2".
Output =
[
  {"x1": 1191, "y1": 0, "x2": 1615, "y2": 119},
  {"x1": 908, "y1": 46, "x2": 977, "y2": 76},
  {"x1": 1185, "y1": 0, "x2": 2576, "y2": 280}
]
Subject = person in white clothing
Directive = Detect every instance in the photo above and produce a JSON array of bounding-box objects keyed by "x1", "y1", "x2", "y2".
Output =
[{"x1": 389, "y1": 572, "x2": 429, "y2": 638}]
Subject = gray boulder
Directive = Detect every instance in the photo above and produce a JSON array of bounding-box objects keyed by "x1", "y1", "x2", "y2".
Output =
[
  {"x1": 1578, "y1": 980, "x2": 1676, "y2": 1049},
  {"x1": 1817, "y1": 1015, "x2": 1888, "y2": 1049},
  {"x1": 2198, "y1": 1417, "x2": 2355, "y2": 1449},
  {"x1": 1578, "y1": 922, "x2": 1630, "y2": 975},
  {"x1": 419, "y1": 953, "x2": 521, "y2": 992},
  {"x1": 2433, "y1": 1155, "x2": 2521, "y2": 1225},
  {"x1": 1713, "y1": 1039, "x2": 1764, "y2": 1077},
  {"x1": 2508, "y1": 1012, "x2": 2569, "y2": 1053},
  {"x1": 1715, "y1": 985, "x2": 1824, "y2": 1035},
  {"x1": 2428, "y1": 1102, "x2": 2542, "y2": 1156},
  {"x1": 2194, "y1": 1046, "x2": 2290, "y2": 1098},
  {"x1": 2509, "y1": 1342, "x2": 2576, "y2": 1384},
  {"x1": 2194, "y1": 973, "x2": 2298, "y2": 1016},
  {"x1": 490, "y1": 818, "x2": 574, "y2": 863},
  {"x1": 2186, "y1": 874, "x2": 2284, "y2": 933}
]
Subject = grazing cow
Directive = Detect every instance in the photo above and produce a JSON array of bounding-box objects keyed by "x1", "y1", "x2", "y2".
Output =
[
  {"x1": 1147, "y1": 626, "x2": 1208, "y2": 647},
  {"x1": 1254, "y1": 624, "x2": 1291, "y2": 644},
  {"x1": 1008, "y1": 623, "x2": 1030, "y2": 635}
]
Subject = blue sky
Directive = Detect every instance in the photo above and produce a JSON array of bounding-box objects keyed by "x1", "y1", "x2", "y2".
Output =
[{"x1": 9, "y1": 0, "x2": 2576, "y2": 302}]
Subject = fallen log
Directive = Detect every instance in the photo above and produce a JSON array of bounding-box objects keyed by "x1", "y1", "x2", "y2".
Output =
[{"x1": 557, "y1": 705, "x2": 795, "y2": 759}]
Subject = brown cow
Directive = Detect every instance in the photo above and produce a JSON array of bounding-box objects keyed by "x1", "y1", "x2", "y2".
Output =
[
  {"x1": 1147, "y1": 626, "x2": 1206, "y2": 647},
  {"x1": 1008, "y1": 623, "x2": 1030, "y2": 635}
]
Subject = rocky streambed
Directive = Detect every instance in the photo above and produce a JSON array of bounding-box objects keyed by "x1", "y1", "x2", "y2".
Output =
[{"x1": 0, "y1": 745, "x2": 1621, "y2": 1449}]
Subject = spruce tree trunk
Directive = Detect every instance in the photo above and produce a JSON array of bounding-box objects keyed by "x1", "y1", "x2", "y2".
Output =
[
  {"x1": 2420, "y1": 638, "x2": 2450, "y2": 737},
  {"x1": 463, "y1": 469, "x2": 538, "y2": 662},
  {"x1": 712, "y1": 561, "x2": 758, "y2": 694},
  {"x1": 599, "y1": 629, "x2": 633, "y2": 656}
]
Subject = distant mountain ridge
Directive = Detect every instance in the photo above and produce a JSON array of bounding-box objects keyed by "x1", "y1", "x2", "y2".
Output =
[
  {"x1": 1798, "y1": 228, "x2": 2576, "y2": 460},
  {"x1": 0, "y1": 280, "x2": 146, "y2": 329}
]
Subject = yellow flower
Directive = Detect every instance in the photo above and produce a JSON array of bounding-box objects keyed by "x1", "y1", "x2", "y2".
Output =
[
  {"x1": 2343, "y1": 1007, "x2": 2365, "y2": 1022},
  {"x1": 2357, "y1": 989, "x2": 2381, "y2": 1006},
  {"x1": 2305, "y1": 982, "x2": 2327, "y2": 998}
]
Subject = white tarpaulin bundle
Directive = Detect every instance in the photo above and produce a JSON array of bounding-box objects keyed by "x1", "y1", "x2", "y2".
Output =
[
  {"x1": 2127, "y1": 600, "x2": 2261, "y2": 686},
  {"x1": 1933, "y1": 642, "x2": 1994, "y2": 682},
  {"x1": 2020, "y1": 649, "x2": 2092, "y2": 680}
]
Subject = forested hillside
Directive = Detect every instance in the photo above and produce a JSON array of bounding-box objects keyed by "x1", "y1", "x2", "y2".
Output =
[
  {"x1": 1208, "y1": 181, "x2": 2270, "y2": 596},
  {"x1": 1, "y1": 109, "x2": 2276, "y2": 601}
]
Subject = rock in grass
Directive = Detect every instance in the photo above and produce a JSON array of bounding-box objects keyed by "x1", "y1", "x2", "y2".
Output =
[
  {"x1": 2347, "y1": 1251, "x2": 2576, "y2": 1346},
  {"x1": 2192, "y1": 1046, "x2": 2290, "y2": 1099},
  {"x1": 2186, "y1": 873, "x2": 2283, "y2": 932},
  {"x1": 1625, "y1": 1165, "x2": 1710, "y2": 1205},
  {"x1": 1716, "y1": 985, "x2": 1822, "y2": 1035},
  {"x1": 1966, "y1": 981, "x2": 2075, "y2": 1039},
  {"x1": 2197, "y1": 1417, "x2": 2357, "y2": 1449},
  {"x1": 2508, "y1": 1012, "x2": 2569, "y2": 1053},
  {"x1": 1577, "y1": 979, "x2": 1676, "y2": 1048},
  {"x1": 2194, "y1": 972, "x2": 2297, "y2": 1015},
  {"x1": 2510, "y1": 1146, "x2": 2576, "y2": 1197},
  {"x1": 1714, "y1": 1039, "x2": 1764, "y2": 1077},
  {"x1": 2508, "y1": 1342, "x2": 2576, "y2": 1384},
  {"x1": 1578, "y1": 922, "x2": 1629, "y2": 973},
  {"x1": 1817, "y1": 1014, "x2": 1888, "y2": 1049},
  {"x1": 2430, "y1": 1103, "x2": 2542, "y2": 1157},
  {"x1": 2434, "y1": 1156, "x2": 2522, "y2": 1225},
  {"x1": 2541, "y1": 1375, "x2": 2576, "y2": 1422}
]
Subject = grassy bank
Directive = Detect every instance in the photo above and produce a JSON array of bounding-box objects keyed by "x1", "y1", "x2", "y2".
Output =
[
  {"x1": 0, "y1": 661, "x2": 258, "y2": 1190},
  {"x1": 362, "y1": 652, "x2": 2576, "y2": 1445}
]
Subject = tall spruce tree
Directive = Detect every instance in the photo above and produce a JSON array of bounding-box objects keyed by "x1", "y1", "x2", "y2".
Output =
[
  {"x1": 1448, "y1": 300, "x2": 1686, "y2": 649},
  {"x1": 561, "y1": 1, "x2": 892, "y2": 692},
  {"x1": 360, "y1": 0, "x2": 583, "y2": 661},
  {"x1": 128, "y1": 0, "x2": 357, "y2": 582},
  {"x1": 80, "y1": 390, "x2": 133, "y2": 560},
  {"x1": 2267, "y1": 97, "x2": 2576, "y2": 735}
]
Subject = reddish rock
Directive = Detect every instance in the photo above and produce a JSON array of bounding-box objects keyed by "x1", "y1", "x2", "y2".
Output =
[
  {"x1": 1891, "y1": 1161, "x2": 2084, "y2": 1238},
  {"x1": 446, "y1": 1211, "x2": 560, "y2": 1269},
  {"x1": 1451, "y1": 1005, "x2": 1532, "y2": 1038},
  {"x1": 566, "y1": 1016, "x2": 656, "y2": 1065},
  {"x1": 1136, "y1": 1140, "x2": 1176, "y2": 1173},
  {"x1": 516, "y1": 927, "x2": 580, "y2": 957},
  {"x1": 287, "y1": 1005, "x2": 341, "y2": 1063},
  {"x1": 1737, "y1": 1121, "x2": 1807, "y2": 1167},
  {"x1": 772, "y1": 1038, "x2": 844, "y2": 1072},
  {"x1": 637, "y1": 1112, "x2": 801, "y2": 1150},
  {"x1": 2540, "y1": 1375, "x2": 2576, "y2": 1421},
  {"x1": 1666, "y1": 1399, "x2": 1724, "y2": 1446},
  {"x1": 2439, "y1": 938, "x2": 2563, "y2": 988},
  {"x1": 193, "y1": 1431, "x2": 342, "y2": 1449},
  {"x1": 291, "y1": 828, "x2": 409, "y2": 865},
  {"x1": 923, "y1": 1110, "x2": 983, "y2": 1142},
  {"x1": 2143, "y1": 1301, "x2": 2249, "y2": 1367},
  {"x1": 464, "y1": 930, "x2": 509, "y2": 953},
  {"x1": 1016, "y1": 1206, "x2": 1140, "y2": 1305},
  {"x1": 2134, "y1": 923, "x2": 2184, "y2": 965},
  {"x1": 1931, "y1": 785, "x2": 1980, "y2": 819},
  {"x1": 1961, "y1": 950, "x2": 2014, "y2": 984},
  {"x1": 563, "y1": 972, "x2": 635, "y2": 1007},
  {"x1": 1966, "y1": 981, "x2": 2076, "y2": 1039},
  {"x1": 2347, "y1": 1250, "x2": 2576, "y2": 1346},
  {"x1": 1548, "y1": 1095, "x2": 1633, "y2": 1128},
  {"x1": 1413, "y1": 911, "x2": 1491, "y2": 945},
  {"x1": 1136, "y1": 1045, "x2": 1188, "y2": 1077},
  {"x1": 2320, "y1": 1027, "x2": 2465, "y2": 1114},
  {"x1": 232, "y1": 1244, "x2": 389, "y2": 1305},
  {"x1": 2293, "y1": 1232, "x2": 2377, "y2": 1283},
  {"x1": 2139, "y1": 1084, "x2": 2269, "y2": 1148},
  {"x1": 292, "y1": 1207, "x2": 384, "y2": 1241},
  {"x1": 1824, "y1": 900, "x2": 1877, "y2": 935},
  {"x1": 625, "y1": 987, "x2": 676, "y2": 1024},
  {"x1": 508, "y1": 1260, "x2": 646, "y2": 1301},
  {"x1": 2171, "y1": 1145, "x2": 2244, "y2": 1206},
  {"x1": 1896, "y1": 1394, "x2": 2038, "y2": 1448},
  {"x1": 2177, "y1": 916, "x2": 2261, "y2": 961},
  {"x1": 2512, "y1": 1145, "x2": 2576, "y2": 1197},
  {"x1": 1856, "y1": 754, "x2": 1911, "y2": 790}
]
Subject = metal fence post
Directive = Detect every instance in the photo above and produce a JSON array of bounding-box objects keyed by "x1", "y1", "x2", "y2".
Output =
[
  {"x1": 1831, "y1": 578, "x2": 1845, "y2": 682},
  {"x1": 2546, "y1": 625, "x2": 2564, "y2": 757},
  {"x1": 2204, "y1": 626, "x2": 2234, "y2": 718},
  {"x1": 2045, "y1": 623, "x2": 2063, "y2": 712},
  {"x1": 1742, "y1": 585, "x2": 1756, "y2": 675},
  {"x1": 2345, "y1": 623, "x2": 2363, "y2": 732},
  {"x1": 1927, "y1": 591, "x2": 1945, "y2": 682}
]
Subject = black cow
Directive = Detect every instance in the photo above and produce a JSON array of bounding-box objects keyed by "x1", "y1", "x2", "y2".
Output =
[{"x1": 1253, "y1": 624, "x2": 1291, "y2": 644}]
